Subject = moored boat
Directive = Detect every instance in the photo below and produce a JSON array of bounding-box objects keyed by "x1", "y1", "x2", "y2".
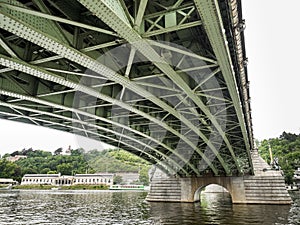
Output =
[
  {"x1": 0, "y1": 184, "x2": 12, "y2": 190},
  {"x1": 109, "y1": 184, "x2": 145, "y2": 190}
]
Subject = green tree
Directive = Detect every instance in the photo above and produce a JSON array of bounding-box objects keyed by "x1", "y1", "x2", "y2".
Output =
[
  {"x1": 0, "y1": 159, "x2": 22, "y2": 181},
  {"x1": 258, "y1": 132, "x2": 300, "y2": 184},
  {"x1": 57, "y1": 163, "x2": 73, "y2": 175},
  {"x1": 139, "y1": 166, "x2": 150, "y2": 185},
  {"x1": 54, "y1": 148, "x2": 63, "y2": 155},
  {"x1": 113, "y1": 175, "x2": 123, "y2": 184}
]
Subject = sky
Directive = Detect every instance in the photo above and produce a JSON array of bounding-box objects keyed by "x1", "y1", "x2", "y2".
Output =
[
  {"x1": 242, "y1": 0, "x2": 300, "y2": 139},
  {"x1": 0, "y1": 0, "x2": 300, "y2": 155}
]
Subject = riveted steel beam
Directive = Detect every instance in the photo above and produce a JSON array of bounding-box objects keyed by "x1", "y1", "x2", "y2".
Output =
[
  {"x1": 134, "y1": 0, "x2": 148, "y2": 28},
  {"x1": 0, "y1": 37, "x2": 18, "y2": 58},
  {"x1": 142, "y1": 21, "x2": 202, "y2": 38},
  {"x1": 0, "y1": 94, "x2": 181, "y2": 174},
  {"x1": 0, "y1": 11, "x2": 221, "y2": 175},
  {"x1": 0, "y1": 54, "x2": 221, "y2": 175},
  {"x1": 0, "y1": 87, "x2": 200, "y2": 176},
  {"x1": 78, "y1": 0, "x2": 235, "y2": 175},
  {"x1": 0, "y1": 0, "x2": 254, "y2": 174},
  {"x1": 0, "y1": 0, "x2": 68, "y2": 44},
  {"x1": 194, "y1": 0, "x2": 252, "y2": 173},
  {"x1": 0, "y1": 105, "x2": 173, "y2": 174},
  {"x1": 0, "y1": 3, "x2": 119, "y2": 37}
]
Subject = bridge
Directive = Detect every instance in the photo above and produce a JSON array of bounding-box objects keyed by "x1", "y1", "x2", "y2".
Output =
[{"x1": 0, "y1": 0, "x2": 291, "y2": 204}]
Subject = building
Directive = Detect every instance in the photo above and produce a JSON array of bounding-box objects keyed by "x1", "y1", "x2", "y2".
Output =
[
  {"x1": 21, "y1": 174, "x2": 60, "y2": 185},
  {"x1": 0, "y1": 178, "x2": 18, "y2": 185},
  {"x1": 55, "y1": 175, "x2": 74, "y2": 185},
  {"x1": 7, "y1": 155, "x2": 27, "y2": 162},
  {"x1": 20, "y1": 173, "x2": 113, "y2": 186},
  {"x1": 73, "y1": 173, "x2": 113, "y2": 186},
  {"x1": 63, "y1": 145, "x2": 72, "y2": 156}
]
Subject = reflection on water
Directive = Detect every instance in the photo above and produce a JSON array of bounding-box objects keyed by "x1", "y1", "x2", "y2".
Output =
[
  {"x1": 149, "y1": 192, "x2": 293, "y2": 225},
  {"x1": 0, "y1": 190, "x2": 298, "y2": 225}
]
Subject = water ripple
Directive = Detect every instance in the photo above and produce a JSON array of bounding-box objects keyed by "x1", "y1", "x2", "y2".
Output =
[{"x1": 0, "y1": 190, "x2": 298, "y2": 224}]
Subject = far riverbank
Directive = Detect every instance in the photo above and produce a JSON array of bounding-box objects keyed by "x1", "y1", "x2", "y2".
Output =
[{"x1": 12, "y1": 184, "x2": 109, "y2": 190}]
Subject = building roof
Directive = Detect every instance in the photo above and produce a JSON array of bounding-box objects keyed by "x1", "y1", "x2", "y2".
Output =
[
  {"x1": 0, "y1": 178, "x2": 15, "y2": 182},
  {"x1": 74, "y1": 173, "x2": 113, "y2": 177},
  {"x1": 23, "y1": 174, "x2": 60, "y2": 178}
]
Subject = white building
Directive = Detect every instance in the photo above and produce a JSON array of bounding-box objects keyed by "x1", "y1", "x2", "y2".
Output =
[
  {"x1": 55, "y1": 175, "x2": 74, "y2": 186},
  {"x1": 0, "y1": 178, "x2": 18, "y2": 185},
  {"x1": 21, "y1": 173, "x2": 113, "y2": 186},
  {"x1": 73, "y1": 173, "x2": 113, "y2": 186},
  {"x1": 21, "y1": 174, "x2": 60, "y2": 185},
  {"x1": 7, "y1": 155, "x2": 27, "y2": 162}
]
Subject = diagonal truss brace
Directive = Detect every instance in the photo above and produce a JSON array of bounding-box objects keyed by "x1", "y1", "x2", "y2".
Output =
[
  {"x1": 0, "y1": 11, "x2": 222, "y2": 175},
  {"x1": 78, "y1": 0, "x2": 243, "y2": 174}
]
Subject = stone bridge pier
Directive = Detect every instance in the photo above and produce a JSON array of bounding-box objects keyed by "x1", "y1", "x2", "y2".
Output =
[
  {"x1": 146, "y1": 151, "x2": 292, "y2": 204},
  {"x1": 146, "y1": 176, "x2": 248, "y2": 203}
]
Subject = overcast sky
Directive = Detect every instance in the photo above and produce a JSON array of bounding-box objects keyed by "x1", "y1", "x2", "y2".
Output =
[
  {"x1": 0, "y1": 0, "x2": 300, "y2": 155},
  {"x1": 242, "y1": 0, "x2": 300, "y2": 139}
]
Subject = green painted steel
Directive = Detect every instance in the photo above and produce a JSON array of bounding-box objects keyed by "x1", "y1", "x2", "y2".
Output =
[{"x1": 0, "y1": 0, "x2": 253, "y2": 177}]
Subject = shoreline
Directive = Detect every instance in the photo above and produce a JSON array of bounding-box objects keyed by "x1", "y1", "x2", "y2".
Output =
[{"x1": 12, "y1": 184, "x2": 109, "y2": 191}]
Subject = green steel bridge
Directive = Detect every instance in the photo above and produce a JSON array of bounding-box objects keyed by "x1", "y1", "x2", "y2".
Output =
[{"x1": 0, "y1": 0, "x2": 254, "y2": 177}]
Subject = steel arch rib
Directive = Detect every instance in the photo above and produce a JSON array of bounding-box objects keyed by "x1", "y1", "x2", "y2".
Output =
[
  {"x1": 0, "y1": 12, "x2": 222, "y2": 174},
  {"x1": 0, "y1": 108, "x2": 173, "y2": 175},
  {"x1": 0, "y1": 54, "x2": 220, "y2": 175},
  {"x1": 193, "y1": 0, "x2": 252, "y2": 165},
  {"x1": 77, "y1": 0, "x2": 242, "y2": 174},
  {"x1": 0, "y1": 101, "x2": 179, "y2": 175},
  {"x1": 0, "y1": 88, "x2": 195, "y2": 176}
]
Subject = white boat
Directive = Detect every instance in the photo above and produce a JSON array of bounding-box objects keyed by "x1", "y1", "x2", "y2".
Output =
[
  {"x1": 51, "y1": 187, "x2": 61, "y2": 190},
  {"x1": 0, "y1": 184, "x2": 12, "y2": 190},
  {"x1": 109, "y1": 184, "x2": 145, "y2": 190}
]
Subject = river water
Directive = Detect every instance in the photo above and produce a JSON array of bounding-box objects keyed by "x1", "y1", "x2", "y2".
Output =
[{"x1": 0, "y1": 190, "x2": 299, "y2": 225}]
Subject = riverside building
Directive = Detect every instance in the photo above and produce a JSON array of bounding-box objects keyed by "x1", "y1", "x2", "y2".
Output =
[
  {"x1": 21, "y1": 173, "x2": 113, "y2": 186},
  {"x1": 73, "y1": 174, "x2": 113, "y2": 186},
  {"x1": 21, "y1": 174, "x2": 60, "y2": 185}
]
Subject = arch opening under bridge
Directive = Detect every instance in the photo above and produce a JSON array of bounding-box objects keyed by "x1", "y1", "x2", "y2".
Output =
[{"x1": 194, "y1": 184, "x2": 232, "y2": 203}]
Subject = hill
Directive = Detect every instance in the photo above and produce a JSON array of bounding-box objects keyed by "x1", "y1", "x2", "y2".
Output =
[
  {"x1": 258, "y1": 132, "x2": 300, "y2": 184},
  {"x1": 0, "y1": 148, "x2": 150, "y2": 185}
]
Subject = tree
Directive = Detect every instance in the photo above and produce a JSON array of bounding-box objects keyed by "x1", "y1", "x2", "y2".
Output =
[
  {"x1": 113, "y1": 175, "x2": 123, "y2": 184},
  {"x1": 57, "y1": 163, "x2": 73, "y2": 175},
  {"x1": 2, "y1": 153, "x2": 10, "y2": 158},
  {"x1": 54, "y1": 148, "x2": 63, "y2": 155},
  {"x1": 41, "y1": 168, "x2": 51, "y2": 174},
  {"x1": 71, "y1": 148, "x2": 84, "y2": 156},
  {"x1": 139, "y1": 166, "x2": 150, "y2": 185},
  {"x1": 259, "y1": 132, "x2": 300, "y2": 183},
  {"x1": 0, "y1": 159, "x2": 22, "y2": 181}
]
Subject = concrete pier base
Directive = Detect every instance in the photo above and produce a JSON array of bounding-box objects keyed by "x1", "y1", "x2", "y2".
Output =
[{"x1": 146, "y1": 150, "x2": 292, "y2": 204}]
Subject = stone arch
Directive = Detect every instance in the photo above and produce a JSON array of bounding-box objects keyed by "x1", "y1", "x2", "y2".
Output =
[
  {"x1": 189, "y1": 177, "x2": 235, "y2": 202},
  {"x1": 193, "y1": 183, "x2": 232, "y2": 202},
  {"x1": 179, "y1": 177, "x2": 245, "y2": 203}
]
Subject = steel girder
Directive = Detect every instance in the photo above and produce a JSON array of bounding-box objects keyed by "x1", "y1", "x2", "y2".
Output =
[
  {"x1": 78, "y1": 0, "x2": 246, "y2": 174},
  {"x1": 193, "y1": 0, "x2": 253, "y2": 170},
  {"x1": 0, "y1": 0, "x2": 254, "y2": 176}
]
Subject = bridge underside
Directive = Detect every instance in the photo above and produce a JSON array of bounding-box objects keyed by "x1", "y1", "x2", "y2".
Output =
[{"x1": 0, "y1": 0, "x2": 254, "y2": 177}]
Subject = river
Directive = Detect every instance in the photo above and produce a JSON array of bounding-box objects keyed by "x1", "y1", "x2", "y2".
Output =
[{"x1": 0, "y1": 190, "x2": 299, "y2": 225}]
